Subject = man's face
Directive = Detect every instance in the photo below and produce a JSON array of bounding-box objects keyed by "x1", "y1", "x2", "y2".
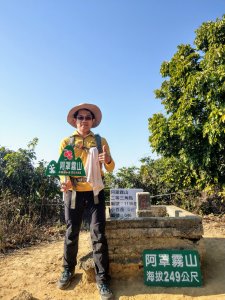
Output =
[{"x1": 73, "y1": 109, "x2": 94, "y2": 134}]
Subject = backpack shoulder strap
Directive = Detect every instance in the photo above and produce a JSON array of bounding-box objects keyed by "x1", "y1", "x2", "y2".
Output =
[
  {"x1": 68, "y1": 135, "x2": 77, "y2": 186},
  {"x1": 69, "y1": 135, "x2": 75, "y2": 146},
  {"x1": 68, "y1": 134, "x2": 102, "y2": 153},
  {"x1": 95, "y1": 134, "x2": 102, "y2": 153}
]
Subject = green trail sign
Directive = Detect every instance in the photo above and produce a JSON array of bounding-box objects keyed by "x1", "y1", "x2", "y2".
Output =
[
  {"x1": 143, "y1": 249, "x2": 202, "y2": 287},
  {"x1": 46, "y1": 145, "x2": 86, "y2": 177}
]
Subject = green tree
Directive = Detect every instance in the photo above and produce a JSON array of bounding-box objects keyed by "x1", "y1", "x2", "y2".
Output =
[
  {"x1": 149, "y1": 15, "x2": 225, "y2": 189},
  {"x1": 139, "y1": 156, "x2": 197, "y2": 193},
  {"x1": 0, "y1": 139, "x2": 62, "y2": 249},
  {"x1": 0, "y1": 138, "x2": 61, "y2": 221},
  {"x1": 2, "y1": 142, "x2": 37, "y2": 197},
  {"x1": 104, "y1": 158, "x2": 198, "y2": 208},
  {"x1": 105, "y1": 157, "x2": 196, "y2": 195}
]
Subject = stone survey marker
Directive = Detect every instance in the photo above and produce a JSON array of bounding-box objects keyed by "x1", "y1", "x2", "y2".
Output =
[
  {"x1": 46, "y1": 145, "x2": 86, "y2": 177},
  {"x1": 143, "y1": 249, "x2": 202, "y2": 287}
]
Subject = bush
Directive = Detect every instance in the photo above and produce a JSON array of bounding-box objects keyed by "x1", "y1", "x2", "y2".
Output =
[
  {"x1": 0, "y1": 140, "x2": 64, "y2": 251},
  {"x1": 0, "y1": 191, "x2": 65, "y2": 251}
]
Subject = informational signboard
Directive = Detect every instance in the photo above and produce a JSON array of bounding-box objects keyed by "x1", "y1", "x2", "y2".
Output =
[
  {"x1": 110, "y1": 188, "x2": 143, "y2": 219},
  {"x1": 143, "y1": 249, "x2": 202, "y2": 287},
  {"x1": 46, "y1": 145, "x2": 86, "y2": 177}
]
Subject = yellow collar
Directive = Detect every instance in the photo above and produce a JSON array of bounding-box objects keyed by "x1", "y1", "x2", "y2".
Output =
[{"x1": 73, "y1": 130, "x2": 95, "y2": 138}]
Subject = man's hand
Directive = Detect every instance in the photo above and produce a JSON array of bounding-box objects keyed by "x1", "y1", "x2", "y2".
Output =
[
  {"x1": 60, "y1": 180, "x2": 72, "y2": 192},
  {"x1": 98, "y1": 145, "x2": 111, "y2": 164}
]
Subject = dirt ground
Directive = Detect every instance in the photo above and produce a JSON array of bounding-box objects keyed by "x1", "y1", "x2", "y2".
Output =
[{"x1": 0, "y1": 216, "x2": 225, "y2": 300}]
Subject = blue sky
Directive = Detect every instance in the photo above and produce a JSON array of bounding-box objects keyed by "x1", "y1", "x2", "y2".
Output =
[{"x1": 0, "y1": 0, "x2": 224, "y2": 171}]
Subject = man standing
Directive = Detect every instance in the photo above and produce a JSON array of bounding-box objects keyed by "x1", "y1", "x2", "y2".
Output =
[{"x1": 57, "y1": 103, "x2": 115, "y2": 300}]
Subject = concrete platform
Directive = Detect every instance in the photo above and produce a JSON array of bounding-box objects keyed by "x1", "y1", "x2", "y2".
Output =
[{"x1": 79, "y1": 205, "x2": 205, "y2": 280}]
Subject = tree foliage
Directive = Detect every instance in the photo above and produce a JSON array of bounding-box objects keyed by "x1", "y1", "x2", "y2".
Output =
[
  {"x1": 0, "y1": 138, "x2": 61, "y2": 222},
  {"x1": 149, "y1": 15, "x2": 225, "y2": 189},
  {"x1": 0, "y1": 139, "x2": 63, "y2": 250},
  {"x1": 104, "y1": 156, "x2": 199, "y2": 208}
]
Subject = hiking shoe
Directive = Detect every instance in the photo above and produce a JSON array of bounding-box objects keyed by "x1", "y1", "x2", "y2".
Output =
[
  {"x1": 97, "y1": 283, "x2": 114, "y2": 300},
  {"x1": 57, "y1": 268, "x2": 74, "y2": 290}
]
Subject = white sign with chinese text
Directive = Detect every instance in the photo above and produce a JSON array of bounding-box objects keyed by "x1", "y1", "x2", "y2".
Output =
[{"x1": 110, "y1": 188, "x2": 143, "y2": 219}]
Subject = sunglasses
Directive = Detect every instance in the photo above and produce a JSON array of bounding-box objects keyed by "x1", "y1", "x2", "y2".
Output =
[{"x1": 76, "y1": 115, "x2": 93, "y2": 121}]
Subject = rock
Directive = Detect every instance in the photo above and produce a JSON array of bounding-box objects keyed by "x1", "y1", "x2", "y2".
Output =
[
  {"x1": 78, "y1": 252, "x2": 95, "y2": 282},
  {"x1": 11, "y1": 290, "x2": 37, "y2": 300}
]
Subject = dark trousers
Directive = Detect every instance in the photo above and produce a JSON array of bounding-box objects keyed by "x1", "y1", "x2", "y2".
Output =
[{"x1": 63, "y1": 189, "x2": 110, "y2": 284}]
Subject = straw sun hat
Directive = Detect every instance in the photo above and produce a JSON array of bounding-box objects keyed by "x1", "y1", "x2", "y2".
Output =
[{"x1": 67, "y1": 103, "x2": 102, "y2": 128}]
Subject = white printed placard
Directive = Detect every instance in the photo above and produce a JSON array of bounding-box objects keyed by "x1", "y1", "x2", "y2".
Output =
[{"x1": 110, "y1": 188, "x2": 143, "y2": 219}]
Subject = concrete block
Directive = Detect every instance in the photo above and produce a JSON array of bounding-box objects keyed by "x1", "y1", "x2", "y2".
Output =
[
  {"x1": 137, "y1": 207, "x2": 167, "y2": 217},
  {"x1": 105, "y1": 205, "x2": 205, "y2": 279},
  {"x1": 136, "y1": 192, "x2": 151, "y2": 211},
  {"x1": 108, "y1": 238, "x2": 205, "y2": 263},
  {"x1": 106, "y1": 227, "x2": 203, "y2": 241},
  {"x1": 106, "y1": 216, "x2": 203, "y2": 232}
]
